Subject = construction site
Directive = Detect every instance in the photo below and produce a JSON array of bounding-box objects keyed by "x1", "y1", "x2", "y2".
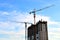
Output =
[
  {"x1": 19, "y1": 5, "x2": 54, "y2": 40},
  {"x1": 0, "y1": 0, "x2": 60, "y2": 40}
]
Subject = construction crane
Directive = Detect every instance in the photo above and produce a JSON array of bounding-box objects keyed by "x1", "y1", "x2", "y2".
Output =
[
  {"x1": 29, "y1": 4, "x2": 54, "y2": 40},
  {"x1": 29, "y1": 4, "x2": 54, "y2": 25},
  {"x1": 11, "y1": 21, "x2": 32, "y2": 40}
]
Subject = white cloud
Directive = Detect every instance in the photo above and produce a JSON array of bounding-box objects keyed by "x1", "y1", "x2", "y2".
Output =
[
  {"x1": 0, "y1": 29, "x2": 25, "y2": 40},
  {"x1": 48, "y1": 28, "x2": 60, "y2": 40}
]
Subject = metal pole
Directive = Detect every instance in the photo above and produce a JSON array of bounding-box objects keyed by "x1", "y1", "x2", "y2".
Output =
[
  {"x1": 34, "y1": 13, "x2": 36, "y2": 25},
  {"x1": 34, "y1": 10, "x2": 36, "y2": 40},
  {"x1": 25, "y1": 23, "x2": 27, "y2": 40}
]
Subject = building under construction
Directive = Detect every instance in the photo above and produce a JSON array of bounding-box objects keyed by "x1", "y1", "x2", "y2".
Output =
[{"x1": 28, "y1": 20, "x2": 48, "y2": 40}]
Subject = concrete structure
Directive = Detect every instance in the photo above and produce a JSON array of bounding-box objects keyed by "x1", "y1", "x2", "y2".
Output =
[{"x1": 28, "y1": 20, "x2": 48, "y2": 40}]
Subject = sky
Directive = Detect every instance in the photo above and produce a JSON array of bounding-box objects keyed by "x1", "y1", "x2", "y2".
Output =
[{"x1": 0, "y1": 0, "x2": 60, "y2": 40}]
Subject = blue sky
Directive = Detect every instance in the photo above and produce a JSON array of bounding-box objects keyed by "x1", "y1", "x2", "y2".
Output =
[{"x1": 0, "y1": 0, "x2": 60, "y2": 40}]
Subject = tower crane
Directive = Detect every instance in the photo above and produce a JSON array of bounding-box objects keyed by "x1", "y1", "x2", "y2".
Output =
[
  {"x1": 11, "y1": 21, "x2": 32, "y2": 40},
  {"x1": 29, "y1": 4, "x2": 54, "y2": 40},
  {"x1": 29, "y1": 4, "x2": 54, "y2": 25}
]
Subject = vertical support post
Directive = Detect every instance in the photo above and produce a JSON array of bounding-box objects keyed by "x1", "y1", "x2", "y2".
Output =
[
  {"x1": 33, "y1": 9, "x2": 36, "y2": 25},
  {"x1": 25, "y1": 23, "x2": 27, "y2": 40},
  {"x1": 33, "y1": 9, "x2": 36, "y2": 40},
  {"x1": 34, "y1": 13, "x2": 36, "y2": 25}
]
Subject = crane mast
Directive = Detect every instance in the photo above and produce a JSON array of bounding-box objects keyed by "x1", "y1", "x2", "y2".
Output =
[
  {"x1": 17, "y1": 22, "x2": 32, "y2": 40},
  {"x1": 10, "y1": 21, "x2": 32, "y2": 40}
]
